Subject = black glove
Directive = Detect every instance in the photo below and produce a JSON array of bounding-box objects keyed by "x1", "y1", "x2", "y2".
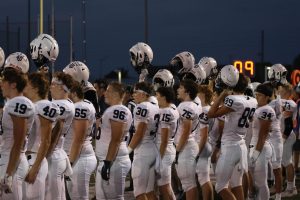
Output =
[
  {"x1": 174, "y1": 151, "x2": 180, "y2": 164},
  {"x1": 195, "y1": 154, "x2": 200, "y2": 162},
  {"x1": 101, "y1": 160, "x2": 112, "y2": 181}
]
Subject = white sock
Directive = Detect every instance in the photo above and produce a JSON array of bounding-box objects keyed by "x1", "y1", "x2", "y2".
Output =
[
  {"x1": 287, "y1": 182, "x2": 294, "y2": 190},
  {"x1": 275, "y1": 193, "x2": 281, "y2": 200},
  {"x1": 293, "y1": 176, "x2": 296, "y2": 188}
]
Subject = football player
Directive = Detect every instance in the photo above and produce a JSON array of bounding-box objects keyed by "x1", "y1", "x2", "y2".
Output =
[
  {"x1": 95, "y1": 82, "x2": 132, "y2": 199},
  {"x1": 155, "y1": 86, "x2": 179, "y2": 200},
  {"x1": 128, "y1": 82, "x2": 159, "y2": 200},
  {"x1": 196, "y1": 85, "x2": 214, "y2": 200},
  {"x1": 65, "y1": 82, "x2": 97, "y2": 200},
  {"x1": 175, "y1": 79, "x2": 200, "y2": 200},
  {"x1": 23, "y1": 72, "x2": 60, "y2": 199},
  {"x1": 278, "y1": 83, "x2": 298, "y2": 197},
  {"x1": 0, "y1": 68, "x2": 34, "y2": 199},
  {"x1": 208, "y1": 66, "x2": 257, "y2": 200},
  {"x1": 267, "y1": 64, "x2": 286, "y2": 200},
  {"x1": 249, "y1": 83, "x2": 275, "y2": 200},
  {"x1": 45, "y1": 72, "x2": 75, "y2": 200}
]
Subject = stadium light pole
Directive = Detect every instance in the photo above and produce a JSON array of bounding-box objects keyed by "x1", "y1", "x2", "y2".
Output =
[
  {"x1": 144, "y1": 0, "x2": 148, "y2": 43},
  {"x1": 40, "y1": 0, "x2": 43, "y2": 34}
]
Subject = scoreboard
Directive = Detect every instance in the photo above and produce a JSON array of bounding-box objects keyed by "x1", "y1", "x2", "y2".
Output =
[{"x1": 233, "y1": 60, "x2": 255, "y2": 78}]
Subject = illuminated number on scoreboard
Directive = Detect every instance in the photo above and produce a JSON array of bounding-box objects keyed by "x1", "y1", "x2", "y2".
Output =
[
  {"x1": 233, "y1": 60, "x2": 255, "y2": 77},
  {"x1": 291, "y1": 69, "x2": 300, "y2": 86}
]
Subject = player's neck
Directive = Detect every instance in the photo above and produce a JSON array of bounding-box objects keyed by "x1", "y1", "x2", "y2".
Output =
[
  {"x1": 109, "y1": 100, "x2": 123, "y2": 106},
  {"x1": 8, "y1": 91, "x2": 23, "y2": 99},
  {"x1": 30, "y1": 96, "x2": 42, "y2": 103},
  {"x1": 159, "y1": 101, "x2": 170, "y2": 108}
]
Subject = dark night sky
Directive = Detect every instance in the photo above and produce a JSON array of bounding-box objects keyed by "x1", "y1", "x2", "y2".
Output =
[{"x1": 1, "y1": 0, "x2": 300, "y2": 81}]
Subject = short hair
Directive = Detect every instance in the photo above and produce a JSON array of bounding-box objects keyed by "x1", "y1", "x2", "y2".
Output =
[
  {"x1": 156, "y1": 86, "x2": 175, "y2": 103},
  {"x1": 54, "y1": 71, "x2": 74, "y2": 91},
  {"x1": 94, "y1": 79, "x2": 108, "y2": 90},
  {"x1": 256, "y1": 83, "x2": 274, "y2": 97},
  {"x1": 134, "y1": 82, "x2": 153, "y2": 97},
  {"x1": 232, "y1": 73, "x2": 249, "y2": 93},
  {"x1": 28, "y1": 72, "x2": 49, "y2": 99},
  {"x1": 2, "y1": 68, "x2": 27, "y2": 92},
  {"x1": 281, "y1": 83, "x2": 293, "y2": 95},
  {"x1": 109, "y1": 82, "x2": 125, "y2": 98},
  {"x1": 198, "y1": 85, "x2": 213, "y2": 105},
  {"x1": 70, "y1": 81, "x2": 84, "y2": 99},
  {"x1": 180, "y1": 79, "x2": 198, "y2": 100}
]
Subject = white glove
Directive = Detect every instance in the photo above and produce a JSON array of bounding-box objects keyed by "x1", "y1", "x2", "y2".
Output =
[
  {"x1": 249, "y1": 150, "x2": 260, "y2": 169},
  {"x1": 0, "y1": 174, "x2": 12, "y2": 194},
  {"x1": 139, "y1": 68, "x2": 149, "y2": 82},
  {"x1": 128, "y1": 147, "x2": 133, "y2": 154}
]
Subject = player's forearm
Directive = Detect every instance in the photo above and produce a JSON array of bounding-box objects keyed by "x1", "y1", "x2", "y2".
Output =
[
  {"x1": 128, "y1": 123, "x2": 146, "y2": 150},
  {"x1": 6, "y1": 143, "x2": 23, "y2": 176},
  {"x1": 207, "y1": 98, "x2": 222, "y2": 118},
  {"x1": 46, "y1": 121, "x2": 63, "y2": 157},
  {"x1": 198, "y1": 127, "x2": 208, "y2": 154},
  {"x1": 33, "y1": 124, "x2": 52, "y2": 170},
  {"x1": 256, "y1": 128, "x2": 269, "y2": 152},
  {"x1": 160, "y1": 128, "x2": 169, "y2": 158},
  {"x1": 106, "y1": 138, "x2": 122, "y2": 161},
  {"x1": 128, "y1": 133, "x2": 143, "y2": 150},
  {"x1": 176, "y1": 130, "x2": 190, "y2": 152},
  {"x1": 69, "y1": 130, "x2": 85, "y2": 163}
]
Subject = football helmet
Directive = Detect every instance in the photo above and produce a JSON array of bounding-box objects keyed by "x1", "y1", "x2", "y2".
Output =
[
  {"x1": 170, "y1": 51, "x2": 195, "y2": 74},
  {"x1": 0, "y1": 47, "x2": 4, "y2": 67},
  {"x1": 215, "y1": 65, "x2": 239, "y2": 89},
  {"x1": 4, "y1": 52, "x2": 29, "y2": 73},
  {"x1": 152, "y1": 69, "x2": 174, "y2": 91},
  {"x1": 63, "y1": 61, "x2": 90, "y2": 84},
  {"x1": 30, "y1": 33, "x2": 59, "y2": 67},
  {"x1": 181, "y1": 64, "x2": 206, "y2": 84},
  {"x1": 267, "y1": 64, "x2": 287, "y2": 85},
  {"x1": 129, "y1": 42, "x2": 153, "y2": 69},
  {"x1": 251, "y1": 82, "x2": 261, "y2": 92},
  {"x1": 198, "y1": 57, "x2": 218, "y2": 80}
]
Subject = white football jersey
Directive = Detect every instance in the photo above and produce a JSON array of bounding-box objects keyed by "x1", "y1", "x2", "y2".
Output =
[
  {"x1": 193, "y1": 96, "x2": 202, "y2": 137},
  {"x1": 156, "y1": 105, "x2": 179, "y2": 144},
  {"x1": 27, "y1": 100, "x2": 60, "y2": 153},
  {"x1": 268, "y1": 97, "x2": 282, "y2": 140},
  {"x1": 148, "y1": 96, "x2": 158, "y2": 107},
  {"x1": 53, "y1": 98, "x2": 75, "y2": 149},
  {"x1": 195, "y1": 105, "x2": 213, "y2": 142},
  {"x1": 251, "y1": 105, "x2": 275, "y2": 145},
  {"x1": 174, "y1": 101, "x2": 200, "y2": 145},
  {"x1": 0, "y1": 96, "x2": 35, "y2": 154},
  {"x1": 222, "y1": 95, "x2": 257, "y2": 143},
  {"x1": 96, "y1": 104, "x2": 132, "y2": 159},
  {"x1": 133, "y1": 101, "x2": 160, "y2": 145},
  {"x1": 280, "y1": 99, "x2": 297, "y2": 133},
  {"x1": 64, "y1": 99, "x2": 95, "y2": 154}
]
